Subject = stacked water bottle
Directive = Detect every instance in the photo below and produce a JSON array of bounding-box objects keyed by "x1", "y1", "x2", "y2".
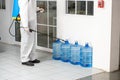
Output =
[{"x1": 52, "y1": 39, "x2": 93, "y2": 67}]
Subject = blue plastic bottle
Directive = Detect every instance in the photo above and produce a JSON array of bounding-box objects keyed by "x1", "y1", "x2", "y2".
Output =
[
  {"x1": 52, "y1": 39, "x2": 62, "y2": 60},
  {"x1": 80, "y1": 43, "x2": 93, "y2": 67},
  {"x1": 61, "y1": 40, "x2": 71, "y2": 62},
  {"x1": 70, "y1": 41, "x2": 81, "y2": 65}
]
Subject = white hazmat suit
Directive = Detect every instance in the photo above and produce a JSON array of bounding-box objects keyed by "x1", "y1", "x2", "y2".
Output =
[{"x1": 18, "y1": 0, "x2": 37, "y2": 62}]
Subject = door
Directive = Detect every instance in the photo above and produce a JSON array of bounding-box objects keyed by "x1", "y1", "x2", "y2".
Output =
[{"x1": 37, "y1": 0, "x2": 57, "y2": 51}]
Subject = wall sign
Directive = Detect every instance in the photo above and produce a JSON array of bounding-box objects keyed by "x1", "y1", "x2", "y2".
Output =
[{"x1": 98, "y1": 0, "x2": 104, "y2": 8}]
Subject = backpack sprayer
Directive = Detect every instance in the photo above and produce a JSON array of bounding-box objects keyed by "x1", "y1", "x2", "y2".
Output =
[{"x1": 10, "y1": 0, "x2": 64, "y2": 41}]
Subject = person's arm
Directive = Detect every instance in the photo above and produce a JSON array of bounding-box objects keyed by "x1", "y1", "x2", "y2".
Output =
[{"x1": 18, "y1": 0, "x2": 29, "y2": 31}]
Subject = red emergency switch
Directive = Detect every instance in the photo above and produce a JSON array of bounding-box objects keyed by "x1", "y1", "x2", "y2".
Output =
[{"x1": 98, "y1": 0, "x2": 104, "y2": 8}]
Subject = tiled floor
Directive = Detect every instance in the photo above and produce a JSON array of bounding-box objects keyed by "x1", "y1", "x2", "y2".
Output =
[{"x1": 0, "y1": 42, "x2": 103, "y2": 80}]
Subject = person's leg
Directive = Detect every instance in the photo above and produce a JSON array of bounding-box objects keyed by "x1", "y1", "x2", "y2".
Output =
[
  {"x1": 28, "y1": 20, "x2": 40, "y2": 63},
  {"x1": 20, "y1": 27, "x2": 35, "y2": 66},
  {"x1": 28, "y1": 0, "x2": 40, "y2": 63},
  {"x1": 28, "y1": 23, "x2": 36, "y2": 61}
]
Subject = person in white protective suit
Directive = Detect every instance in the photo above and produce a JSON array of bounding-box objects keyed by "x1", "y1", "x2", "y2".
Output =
[{"x1": 18, "y1": 0, "x2": 41, "y2": 66}]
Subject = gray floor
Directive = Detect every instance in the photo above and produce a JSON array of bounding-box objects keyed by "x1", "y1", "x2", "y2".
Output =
[
  {"x1": 77, "y1": 70, "x2": 120, "y2": 80},
  {"x1": 0, "y1": 42, "x2": 119, "y2": 80}
]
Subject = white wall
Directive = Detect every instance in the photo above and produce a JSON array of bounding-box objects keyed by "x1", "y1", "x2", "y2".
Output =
[
  {"x1": 57, "y1": 0, "x2": 113, "y2": 72},
  {"x1": 0, "y1": 0, "x2": 16, "y2": 44}
]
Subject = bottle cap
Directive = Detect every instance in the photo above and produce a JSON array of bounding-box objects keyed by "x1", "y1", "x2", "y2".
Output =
[
  {"x1": 56, "y1": 39, "x2": 60, "y2": 42},
  {"x1": 65, "y1": 40, "x2": 69, "y2": 44},
  {"x1": 85, "y1": 43, "x2": 89, "y2": 47},
  {"x1": 75, "y1": 41, "x2": 78, "y2": 45}
]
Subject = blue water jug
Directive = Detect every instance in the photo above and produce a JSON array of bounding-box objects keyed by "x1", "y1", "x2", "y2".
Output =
[
  {"x1": 80, "y1": 43, "x2": 93, "y2": 67},
  {"x1": 52, "y1": 39, "x2": 62, "y2": 60},
  {"x1": 70, "y1": 41, "x2": 81, "y2": 65},
  {"x1": 61, "y1": 40, "x2": 71, "y2": 62}
]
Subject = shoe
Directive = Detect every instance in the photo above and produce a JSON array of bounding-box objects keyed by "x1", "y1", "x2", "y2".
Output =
[
  {"x1": 29, "y1": 59, "x2": 40, "y2": 63},
  {"x1": 22, "y1": 61, "x2": 34, "y2": 66}
]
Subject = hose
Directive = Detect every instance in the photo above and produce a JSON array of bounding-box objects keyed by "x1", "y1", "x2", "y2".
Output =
[{"x1": 9, "y1": 20, "x2": 15, "y2": 37}]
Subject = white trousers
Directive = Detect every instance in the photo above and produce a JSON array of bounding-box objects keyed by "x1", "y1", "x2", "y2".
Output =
[{"x1": 18, "y1": 0, "x2": 37, "y2": 62}]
